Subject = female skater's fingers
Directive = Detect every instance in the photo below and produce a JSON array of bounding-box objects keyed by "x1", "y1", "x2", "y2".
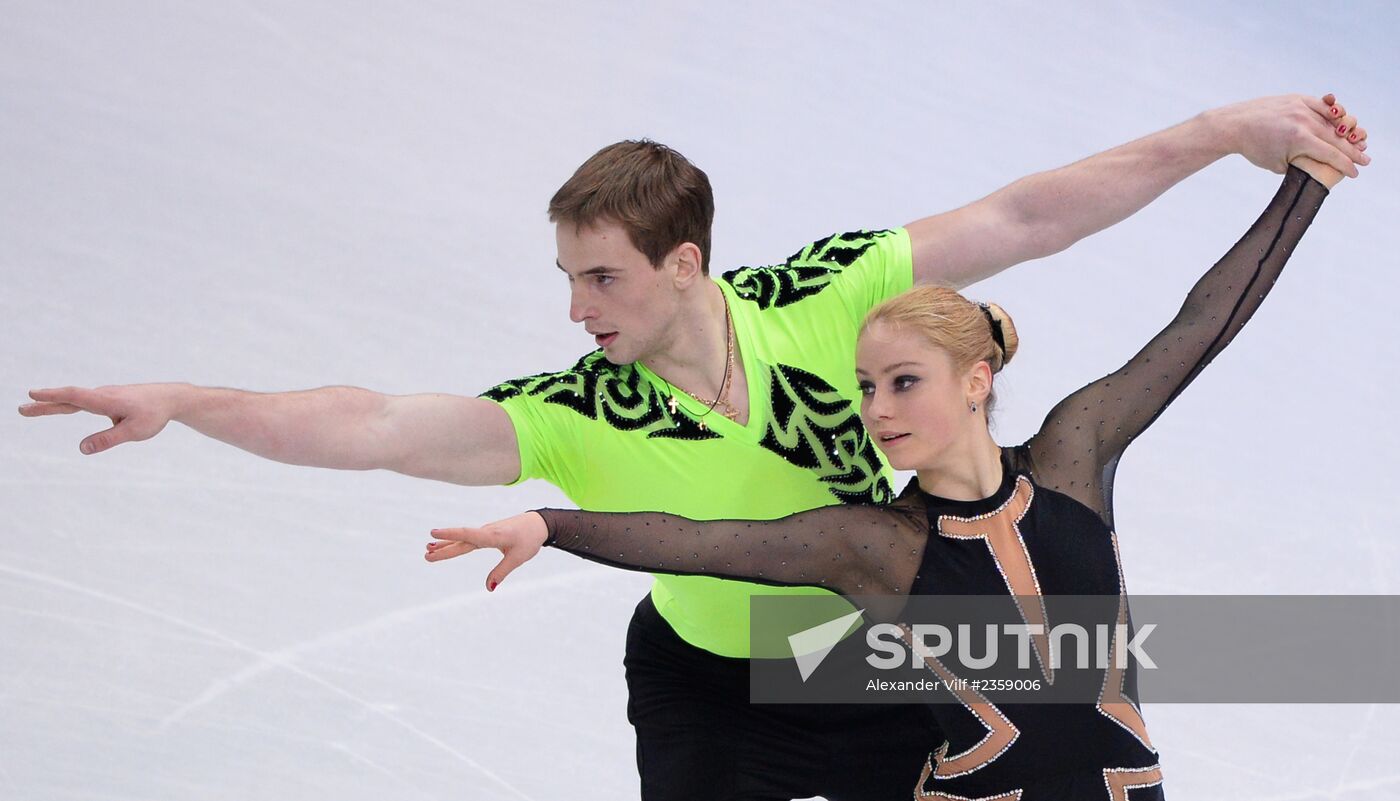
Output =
[
  {"x1": 425, "y1": 519, "x2": 541, "y2": 586},
  {"x1": 1306, "y1": 94, "x2": 1337, "y2": 124},
  {"x1": 486, "y1": 550, "x2": 532, "y2": 591},
  {"x1": 429, "y1": 527, "x2": 489, "y2": 546},
  {"x1": 1306, "y1": 112, "x2": 1370, "y2": 168},
  {"x1": 1349, "y1": 126, "x2": 1367, "y2": 144},
  {"x1": 17, "y1": 401, "x2": 82, "y2": 416},
  {"x1": 1329, "y1": 101, "x2": 1347, "y2": 121},
  {"x1": 1336, "y1": 114, "x2": 1358, "y2": 137},
  {"x1": 427, "y1": 537, "x2": 478, "y2": 553},
  {"x1": 424, "y1": 540, "x2": 475, "y2": 562}
]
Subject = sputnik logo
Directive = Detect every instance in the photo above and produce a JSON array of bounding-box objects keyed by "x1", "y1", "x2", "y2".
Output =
[{"x1": 787, "y1": 608, "x2": 864, "y2": 682}]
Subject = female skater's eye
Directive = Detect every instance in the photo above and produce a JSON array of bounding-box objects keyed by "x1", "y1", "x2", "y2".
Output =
[
  {"x1": 893, "y1": 375, "x2": 920, "y2": 391},
  {"x1": 858, "y1": 380, "x2": 875, "y2": 396}
]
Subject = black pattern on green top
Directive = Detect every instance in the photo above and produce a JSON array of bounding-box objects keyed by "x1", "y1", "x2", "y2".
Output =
[
  {"x1": 481, "y1": 352, "x2": 721, "y2": 442},
  {"x1": 760, "y1": 363, "x2": 893, "y2": 505},
  {"x1": 721, "y1": 230, "x2": 897, "y2": 310},
  {"x1": 483, "y1": 352, "x2": 892, "y2": 504}
]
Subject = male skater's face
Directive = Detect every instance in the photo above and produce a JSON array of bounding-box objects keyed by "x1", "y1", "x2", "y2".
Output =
[{"x1": 555, "y1": 219, "x2": 683, "y2": 365}]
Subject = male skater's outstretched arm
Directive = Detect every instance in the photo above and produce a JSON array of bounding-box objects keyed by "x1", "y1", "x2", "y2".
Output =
[
  {"x1": 17, "y1": 383, "x2": 522, "y2": 484},
  {"x1": 905, "y1": 93, "x2": 1367, "y2": 287},
  {"x1": 19, "y1": 93, "x2": 1368, "y2": 477}
]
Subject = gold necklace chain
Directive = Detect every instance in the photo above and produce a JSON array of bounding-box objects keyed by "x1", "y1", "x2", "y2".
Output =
[{"x1": 663, "y1": 294, "x2": 739, "y2": 430}]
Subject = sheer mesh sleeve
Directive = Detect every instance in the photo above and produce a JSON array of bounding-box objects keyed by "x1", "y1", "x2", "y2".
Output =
[
  {"x1": 1023, "y1": 166, "x2": 1329, "y2": 528},
  {"x1": 535, "y1": 490, "x2": 928, "y2": 598}
]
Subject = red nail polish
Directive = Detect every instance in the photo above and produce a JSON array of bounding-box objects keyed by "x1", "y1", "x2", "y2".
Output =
[
  {"x1": 1338, "y1": 125, "x2": 1347, "y2": 134},
  {"x1": 1332, "y1": 107, "x2": 1340, "y2": 117},
  {"x1": 488, "y1": 580, "x2": 497, "y2": 591},
  {"x1": 1349, "y1": 134, "x2": 1358, "y2": 142}
]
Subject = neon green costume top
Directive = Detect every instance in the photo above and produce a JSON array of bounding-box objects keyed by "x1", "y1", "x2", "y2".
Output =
[{"x1": 482, "y1": 229, "x2": 913, "y2": 657}]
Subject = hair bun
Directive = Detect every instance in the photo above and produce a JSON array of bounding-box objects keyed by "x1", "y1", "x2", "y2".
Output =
[{"x1": 983, "y1": 302, "x2": 1020, "y2": 370}]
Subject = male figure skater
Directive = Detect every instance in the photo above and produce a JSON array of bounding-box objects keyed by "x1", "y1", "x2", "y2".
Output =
[{"x1": 22, "y1": 94, "x2": 1369, "y2": 800}]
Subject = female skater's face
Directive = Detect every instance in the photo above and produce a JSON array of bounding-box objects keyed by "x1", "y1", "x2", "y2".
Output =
[
  {"x1": 856, "y1": 324, "x2": 987, "y2": 471},
  {"x1": 555, "y1": 220, "x2": 688, "y2": 365}
]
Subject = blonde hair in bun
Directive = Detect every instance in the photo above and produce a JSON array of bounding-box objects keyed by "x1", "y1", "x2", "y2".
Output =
[
  {"x1": 861, "y1": 286, "x2": 1021, "y2": 413},
  {"x1": 978, "y1": 301, "x2": 1020, "y2": 371}
]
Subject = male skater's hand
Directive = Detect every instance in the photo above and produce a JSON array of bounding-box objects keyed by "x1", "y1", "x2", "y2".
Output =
[
  {"x1": 1208, "y1": 92, "x2": 1370, "y2": 178},
  {"x1": 426, "y1": 512, "x2": 549, "y2": 591},
  {"x1": 18, "y1": 384, "x2": 185, "y2": 455},
  {"x1": 1287, "y1": 100, "x2": 1370, "y2": 189}
]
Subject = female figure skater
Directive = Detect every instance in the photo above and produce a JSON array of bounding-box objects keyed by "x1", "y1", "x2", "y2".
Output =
[{"x1": 426, "y1": 156, "x2": 1340, "y2": 799}]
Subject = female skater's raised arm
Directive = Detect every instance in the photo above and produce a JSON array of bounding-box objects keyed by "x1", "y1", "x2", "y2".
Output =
[
  {"x1": 1023, "y1": 158, "x2": 1338, "y2": 526},
  {"x1": 426, "y1": 494, "x2": 928, "y2": 597}
]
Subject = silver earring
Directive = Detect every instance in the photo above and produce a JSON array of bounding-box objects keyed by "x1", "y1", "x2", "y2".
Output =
[{"x1": 969, "y1": 401, "x2": 978, "y2": 413}]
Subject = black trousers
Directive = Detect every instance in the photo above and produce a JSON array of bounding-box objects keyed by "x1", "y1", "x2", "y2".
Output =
[{"x1": 624, "y1": 595, "x2": 937, "y2": 801}]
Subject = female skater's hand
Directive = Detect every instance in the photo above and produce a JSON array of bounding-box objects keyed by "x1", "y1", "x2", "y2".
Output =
[
  {"x1": 425, "y1": 512, "x2": 548, "y2": 591},
  {"x1": 1289, "y1": 96, "x2": 1369, "y2": 189},
  {"x1": 1290, "y1": 155, "x2": 1347, "y2": 189},
  {"x1": 1208, "y1": 92, "x2": 1370, "y2": 179}
]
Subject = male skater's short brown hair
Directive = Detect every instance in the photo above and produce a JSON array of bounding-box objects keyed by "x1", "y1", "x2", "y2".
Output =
[{"x1": 549, "y1": 140, "x2": 715, "y2": 275}]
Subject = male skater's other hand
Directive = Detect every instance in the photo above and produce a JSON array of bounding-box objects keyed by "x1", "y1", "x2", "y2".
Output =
[
  {"x1": 1288, "y1": 98, "x2": 1370, "y2": 189},
  {"x1": 18, "y1": 384, "x2": 185, "y2": 455},
  {"x1": 1205, "y1": 92, "x2": 1370, "y2": 179},
  {"x1": 426, "y1": 512, "x2": 549, "y2": 592}
]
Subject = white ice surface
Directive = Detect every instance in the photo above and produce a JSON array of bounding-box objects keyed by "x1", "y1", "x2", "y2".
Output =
[{"x1": 3, "y1": 2, "x2": 1399, "y2": 799}]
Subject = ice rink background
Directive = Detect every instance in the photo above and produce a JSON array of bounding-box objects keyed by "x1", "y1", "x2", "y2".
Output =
[{"x1": 4, "y1": 2, "x2": 1399, "y2": 799}]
